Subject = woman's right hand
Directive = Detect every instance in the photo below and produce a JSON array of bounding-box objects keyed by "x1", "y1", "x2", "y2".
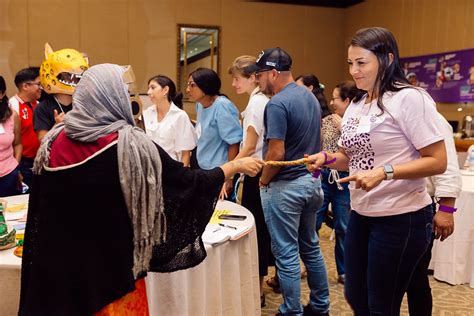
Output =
[
  {"x1": 234, "y1": 157, "x2": 264, "y2": 177},
  {"x1": 220, "y1": 157, "x2": 264, "y2": 181}
]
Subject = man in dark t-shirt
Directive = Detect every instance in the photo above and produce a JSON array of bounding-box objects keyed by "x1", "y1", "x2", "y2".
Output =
[
  {"x1": 247, "y1": 47, "x2": 330, "y2": 315},
  {"x1": 34, "y1": 94, "x2": 72, "y2": 141}
]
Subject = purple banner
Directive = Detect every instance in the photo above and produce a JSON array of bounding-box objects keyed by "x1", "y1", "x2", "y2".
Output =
[{"x1": 400, "y1": 48, "x2": 474, "y2": 103}]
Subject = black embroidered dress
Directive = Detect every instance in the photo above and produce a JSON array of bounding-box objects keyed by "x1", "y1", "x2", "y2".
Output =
[{"x1": 19, "y1": 135, "x2": 223, "y2": 316}]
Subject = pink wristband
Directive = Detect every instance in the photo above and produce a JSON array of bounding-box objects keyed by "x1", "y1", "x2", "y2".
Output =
[{"x1": 438, "y1": 204, "x2": 457, "y2": 213}]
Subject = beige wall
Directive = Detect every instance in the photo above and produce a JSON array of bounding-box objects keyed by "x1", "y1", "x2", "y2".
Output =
[
  {"x1": 344, "y1": 0, "x2": 474, "y2": 129},
  {"x1": 2, "y1": 0, "x2": 472, "y2": 125},
  {"x1": 0, "y1": 0, "x2": 346, "y2": 118}
]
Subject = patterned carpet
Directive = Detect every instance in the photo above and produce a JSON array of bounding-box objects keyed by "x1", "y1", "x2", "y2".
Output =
[{"x1": 261, "y1": 225, "x2": 474, "y2": 316}]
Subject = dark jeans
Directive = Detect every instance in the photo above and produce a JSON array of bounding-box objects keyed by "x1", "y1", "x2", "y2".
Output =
[
  {"x1": 0, "y1": 167, "x2": 20, "y2": 196},
  {"x1": 316, "y1": 169, "x2": 350, "y2": 276},
  {"x1": 406, "y1": 205, "x2": 435, "y2": 316},
  {"x1": 19, "y1": 157, "x2": 34, "y2": 192},
  {"x1": 344, "y1": 205, "x2": 433, "y2": 316}
]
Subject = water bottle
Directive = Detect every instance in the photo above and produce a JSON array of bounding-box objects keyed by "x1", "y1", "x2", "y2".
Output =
[{"x1": 469, "y1": 149, "x2": 474, "y2": 171}]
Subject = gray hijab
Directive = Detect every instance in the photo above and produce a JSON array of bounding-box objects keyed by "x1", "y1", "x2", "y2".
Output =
[{"x1": 34, "y1": 63, "x2": 165, "y2": 278}]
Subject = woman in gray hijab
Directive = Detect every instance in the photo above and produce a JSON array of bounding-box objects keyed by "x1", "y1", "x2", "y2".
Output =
[{"x1": 19, "y1": 64, "x2": 263, "y2": 316}]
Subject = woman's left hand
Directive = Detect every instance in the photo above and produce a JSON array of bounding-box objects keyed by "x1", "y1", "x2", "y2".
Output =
[
  {"x1": 338, "y1": 167, "x2": 386, "y2": 192},
  {"x1": 218, "y1": 180, "x2": 233, "y2": 200},
  {"x1": 218, "y1": 183, "x2": 228, "y2": 200}
]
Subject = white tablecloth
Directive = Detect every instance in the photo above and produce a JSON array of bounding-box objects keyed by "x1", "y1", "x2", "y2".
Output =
[
  {"x1": 145, "y1": 200, "x2": 261, "y2": 316},
  {"x1": 0, "y1": 197, "x2": 260, "y2": 316},
  {"x1": 0, "y1": 194, "x2": 27, "y2": 316},
  {"x1": 430, "y1": 174, "x2": 474, "y2": 288}
]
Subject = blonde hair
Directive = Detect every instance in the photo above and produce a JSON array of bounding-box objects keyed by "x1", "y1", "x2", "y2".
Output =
[{"x1": 227, "y1": 55, "x2": 257, "y2": 78}]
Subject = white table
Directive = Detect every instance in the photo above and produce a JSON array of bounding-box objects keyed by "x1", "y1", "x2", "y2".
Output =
[
  {"x1": 430, "y1": 173, "x2": 474, "y2": 288},
  {"x1": 0, "y1": 197, "x2": 260, "y2": 316},
  {"x1": 145, "y1": 200, "x2": 261, "y2": 316},
  {"x1": 0, "y1": 194, "x2": 27, "y2": 316}
]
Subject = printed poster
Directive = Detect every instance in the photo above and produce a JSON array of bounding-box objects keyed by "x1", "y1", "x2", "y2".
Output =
[{"x1": 401, "y1": 48, "x2": 474, "y2": 103}]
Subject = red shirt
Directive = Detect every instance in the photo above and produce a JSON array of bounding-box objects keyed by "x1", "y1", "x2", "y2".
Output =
[{"x1": 8, "y1": 95, "x2": 39, "y2": 159}]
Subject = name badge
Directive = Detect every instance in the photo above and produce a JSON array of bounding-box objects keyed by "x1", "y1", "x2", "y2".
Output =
[{"x1": 356, "y1": 115, "x2": 371, "y2": 134}]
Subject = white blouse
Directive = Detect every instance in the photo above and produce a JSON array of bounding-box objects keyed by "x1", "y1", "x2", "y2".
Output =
[
  {"x1": 143, "y1": 103, "x2": 197, "y2": 162},
  {"x1": 241, "y1": 88, "x2": 268, "y2": 159}
]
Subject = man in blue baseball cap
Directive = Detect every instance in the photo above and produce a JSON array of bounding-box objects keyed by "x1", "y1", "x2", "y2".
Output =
[{"x1": 254, "y1": 47, "x2": 330, "y2": 316}]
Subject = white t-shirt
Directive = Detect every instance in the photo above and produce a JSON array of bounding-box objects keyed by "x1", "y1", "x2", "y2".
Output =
[
  {"x1": 241, "y1": 88, "x2": 268, "y2": 159},
  {"x1": 426, "y1": 113, "x2": 462, "y2": 199},
  {"x1": 143, "y1": 103, "x2": 197, "y2": 162},
  {"x1": 338, "y1": 88, "x2": 444, "y2": 217}
]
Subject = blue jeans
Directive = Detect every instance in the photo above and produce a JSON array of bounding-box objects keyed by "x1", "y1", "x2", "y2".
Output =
[
  {"x1": 316, "y1": 169, "x2": 350, "y2": 276},
  {"x1": 344, "y1": 205, "x2": 433, "y2": 316},
  {"x1": 260, "y1": 174, "x2": 330, "y2": 315}
]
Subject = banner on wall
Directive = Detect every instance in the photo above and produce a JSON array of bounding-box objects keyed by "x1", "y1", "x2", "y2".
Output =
[{"x1": 400, "y1": 48, "x2": 474, "y2": 103}]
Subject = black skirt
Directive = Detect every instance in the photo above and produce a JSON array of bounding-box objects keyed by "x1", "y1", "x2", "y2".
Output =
[{"x1": 241, "y1": 173, "x2": 274, "y2": 276}]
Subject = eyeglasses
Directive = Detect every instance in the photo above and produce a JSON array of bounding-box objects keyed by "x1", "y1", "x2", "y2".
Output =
[
  {"x1": 187, "y1": 81, "x2": 197, "y2": 88},
  {"x1": 26, "y1": 82, "x2": 42, "y2": 88}
]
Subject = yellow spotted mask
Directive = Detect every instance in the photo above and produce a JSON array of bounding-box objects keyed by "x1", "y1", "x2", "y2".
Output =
[{"x1": 40, "y1": 43, "x2": 89, "y2": 95}]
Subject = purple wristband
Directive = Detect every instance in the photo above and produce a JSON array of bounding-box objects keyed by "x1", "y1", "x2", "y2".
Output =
[
  {"x1": 311, "y1": 152, "x2": 337, "y2": 178},
  {"x1": 438, "y1": 204, "x2": 457, "y2": 213}
]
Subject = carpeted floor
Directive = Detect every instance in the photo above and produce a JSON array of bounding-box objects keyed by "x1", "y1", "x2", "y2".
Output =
[{"x1": 261, "y1": 225, "x2": 474, "y2": 315}]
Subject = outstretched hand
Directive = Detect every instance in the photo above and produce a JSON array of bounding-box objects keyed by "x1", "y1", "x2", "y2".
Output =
[
  {"x1": 305, "y1": 153, "x2": 326, "y2": 173},
  {"x1": 235, "y1": 157, "x2": 265, "y2": 177},
  {"x1": 338, "y1": 167, "x2": 386, "y2": 192}
]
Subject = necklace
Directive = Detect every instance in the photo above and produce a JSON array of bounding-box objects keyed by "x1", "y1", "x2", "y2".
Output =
[{"x1": 53, "y1": 96, "x2": 65, "y2": 114}]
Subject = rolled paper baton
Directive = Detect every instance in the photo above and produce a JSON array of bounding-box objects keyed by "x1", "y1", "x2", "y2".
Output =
[
  {"x1": 263, "y1": 157, "x2": 334, "y2": 179},
  {"x1": 264, "y1": 158, "x2": 311, "y2": 166}
]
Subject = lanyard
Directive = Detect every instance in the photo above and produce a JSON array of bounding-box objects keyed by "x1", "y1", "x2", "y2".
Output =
[{"x1": 53, "y1": 96, "x2": 65, "y2": 114}]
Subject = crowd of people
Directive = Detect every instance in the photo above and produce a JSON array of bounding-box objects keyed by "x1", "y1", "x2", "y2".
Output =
[{"x1": 0, "y1": 26, "x2": 465, "y2": 316}]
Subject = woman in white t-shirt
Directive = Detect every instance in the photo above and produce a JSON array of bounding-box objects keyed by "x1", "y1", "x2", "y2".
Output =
[
  {"x1": 227, "y1": 55, "x2": 270, "y2": 307},
  {"x1": 307, "y1": 27, "x2": 447, "y2": 315},
  {"x1": 144, "y1": 75, "x2": 196, "y2": 166}
]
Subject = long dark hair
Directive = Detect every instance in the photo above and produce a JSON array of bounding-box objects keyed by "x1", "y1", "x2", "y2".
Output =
[
  {"x1": 148, "y1": 75, "x2": 183, "y2": 109},
  {"x1": 0, "y1": 75, "x2": 11, "y2": 123},
  {"x1": 336, "y1": 80, "x2": 365, "y2": 103},
  {"x1": 189, "y1": 68, "x2": 221, "y2": 96},
  {"x1": 349, "y1": 27, "x2": 410, "y2": 114},
  {"x1": 296, "y1": 74, "x2": 330, "y2": 118}
]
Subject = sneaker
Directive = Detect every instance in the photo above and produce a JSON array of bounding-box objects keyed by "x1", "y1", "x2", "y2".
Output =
[
  {"x1": 337, "y1": 274, "x2": 346, "y2": 284},
  {"x1": 303, "y1": 304, "x2": 329, "y2": 316}
]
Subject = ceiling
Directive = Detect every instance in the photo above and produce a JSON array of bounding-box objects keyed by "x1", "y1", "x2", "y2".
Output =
[{"x1": 249, "y1": 0, "x2": 364, "y2": 8}]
